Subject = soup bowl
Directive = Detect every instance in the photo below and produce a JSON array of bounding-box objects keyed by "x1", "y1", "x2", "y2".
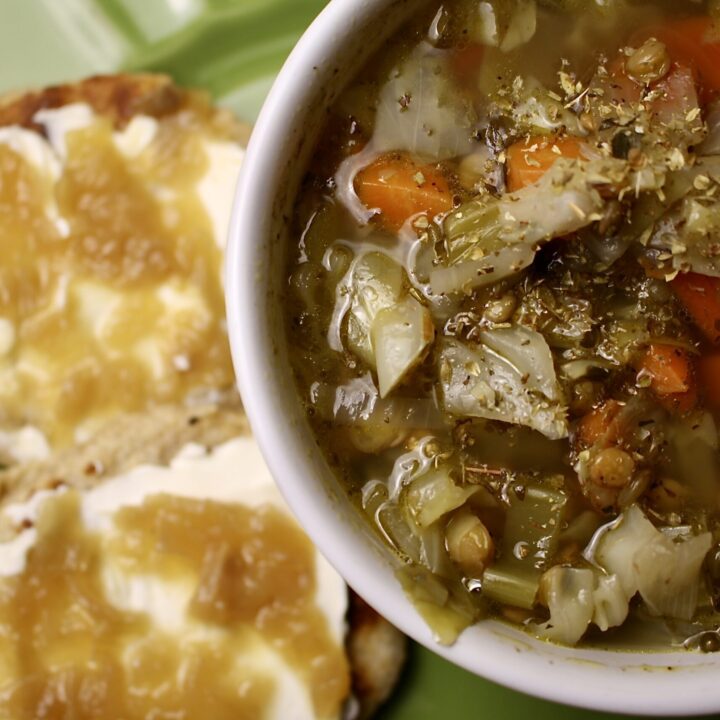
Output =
[{"x1": 226, "y1": 0, "x2": 720, "y2": 714}]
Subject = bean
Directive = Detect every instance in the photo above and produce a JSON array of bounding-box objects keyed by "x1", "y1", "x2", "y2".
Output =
[
  {"x1": 446, "y1": 511, "x2": 495, "y2": 577},
  {"x1": 589, "y1": 447, "x2": 636, "y2": 489},
  {"x1": 483, "y1": 293, "x2": 517, "y2": 324},
  {"x1": 625, "y1": 38, "x2": 671, "y2": 85}
]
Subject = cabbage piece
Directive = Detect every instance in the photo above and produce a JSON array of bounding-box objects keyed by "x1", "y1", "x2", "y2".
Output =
[
  {"x1": 313, "y1": 374, "x2": 444, "y2": 429},
  {"x1": 310, "y1": 374, "x2": 445, "y2": 453},
  {"x1": 371, "y1": 296, "x2": 434, "y2": 398},
  {"x1": 639, "y1": 157, "x2": 720, "y2": 277},
  {"x1": 536, "y1": 567, "x2": 595, "y2": 645},
  {"x1": 635, "y1": 532, "x2": 712, "y2": 620},
  {"x1": 646, "y1": 197, "x2": 720, "y2": 278},
  {"x1": 429, "y1": 244, "x2": 536, "y2": 296},
  {"x1": 336, "y1": 252, "x2": 403, "y2": 364},
  {"x1": 592, "y1": 573, "x2": 629, "y2": 632},
  {"x1": 481, "y1": 326, "x2": 561, "y2": 401},
  {"x1": 590, "y1": 505, "x2": 658, "y2": 596},
  {"x1": 405, "y1": 467, "x2": 477, "y2": 529},
  {"x1": 429, "y1": 159, "x2": 610, "y2": 295},
  {"x1": 373, "y1": 42, "x2": 476, "y2": 161},
  {"x1": 438, "y1": 329, "x2": 568, "y2": 440},
  {"x1": 590, "y1": 505, "x2": 713, "y2": 620},
  {"x1": 472, "y1": 0, "x2": 537, "y2": 52},
  {"x1": 535, "y1": 567, "x2": 629, "y2": 644}
]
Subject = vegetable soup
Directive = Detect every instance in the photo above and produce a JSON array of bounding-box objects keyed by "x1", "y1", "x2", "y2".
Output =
[{"x1": 285, "y1": 0, "x2": 720, "y2": 649}]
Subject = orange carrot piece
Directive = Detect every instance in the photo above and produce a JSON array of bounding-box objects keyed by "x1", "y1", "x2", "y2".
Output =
[
  {"x1": 577, "y1": 400, "x2": 623, "y2": 447},
  {"x1": 700, "y1": 352, "x2": 720, "y2": 408},
  {"x1": 604, "y1": 58, "x2": 698, "y2": 123},
  {"x1": 671, "y1": 272, "x2": 720, "y2": 345},
  {"x1": 355, "y1": 154, "x2": 454, "y2": 231},
  {"x1": 505, "y1": 136, "x2": 586, "y2": 192},
  {"x1": 640, "y1": 344, "x2": 693, "y2": 395},
  {"x1": 634, "y1": 17, "x2": 720, "y2": 102}
]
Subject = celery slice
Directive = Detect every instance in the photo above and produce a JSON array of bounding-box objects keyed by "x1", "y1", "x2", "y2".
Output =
[{"x1": 482, "y1": 478, "x2": 568, "y2": 609}]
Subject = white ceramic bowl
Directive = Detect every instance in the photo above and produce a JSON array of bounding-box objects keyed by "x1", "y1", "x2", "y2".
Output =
[{"x1": 226, "y1": 0, "x2": 720, "y2": 714}]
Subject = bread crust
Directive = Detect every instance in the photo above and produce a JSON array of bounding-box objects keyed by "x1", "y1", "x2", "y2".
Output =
[{"x1": 0, "y1": 73, "x2": 251, "y2": 144}]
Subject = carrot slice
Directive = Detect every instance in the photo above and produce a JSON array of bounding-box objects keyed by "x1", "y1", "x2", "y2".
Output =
[
  {"x1": 604, "y1": 58, "x2": 698, "y2": 123},
  {"x1": 639, "y1": 343, "x2": 697, "y2": 413},
  {"x1": 505, "y1": 136, "x2": 586, "y2": 192},
  {"x1": 640, "y1": 344, "x2": 693, "y2": 395},
  {"x1": 671, "y1": 272, "x2": 720, "y2": 345},
  {"x1": 700, "y1": 352, "x2": 720, "y2": 408},
  {"x1": 634, "y1": 17, "x2": 720, "y2": 102},
  {"x1": 355, "y1": 154, "x2": 454, "y2": 231},
  {"x1": 577, "y1": 400, "x2": 623, "y2": 447}
]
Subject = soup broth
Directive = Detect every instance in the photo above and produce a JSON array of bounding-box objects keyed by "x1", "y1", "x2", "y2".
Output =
[{"x1": 286, "y1": 0, "x2": 720, "y2": 648}]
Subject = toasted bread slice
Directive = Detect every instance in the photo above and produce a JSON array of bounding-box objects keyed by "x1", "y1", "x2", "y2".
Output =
[
  {"x1": 0, "y1": 74, "x2": 405, "y2": 718},
  {"x1": 0, "y1": 400, "x2": 406, "y2": 718}
]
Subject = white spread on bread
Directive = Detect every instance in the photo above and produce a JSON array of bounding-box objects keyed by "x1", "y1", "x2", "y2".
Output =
[
  {"x1": 0, "y1": 104, "x2": 245, "y2": 453},
  {"x1": 1, "y1": 436, "x2": 349, "y2": 719}
]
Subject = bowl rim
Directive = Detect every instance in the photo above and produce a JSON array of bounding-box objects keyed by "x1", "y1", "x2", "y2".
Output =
[{"x1": 226, "y1": 0, "x2": 720, "y2": 714}]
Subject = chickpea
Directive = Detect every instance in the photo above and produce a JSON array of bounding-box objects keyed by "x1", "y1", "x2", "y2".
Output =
[
  {"x1": 483, "y1": 294, "x2": 517, "y2": 324},
  {"x1": 446, "y1": 511, "x2": 495, "y2": 577},
  {"x1": 589, "y1": 447, "x2": 636, "y2": 489},
  {"x1": 625, "y1": 38, "x2": 671, "y2": 85}
]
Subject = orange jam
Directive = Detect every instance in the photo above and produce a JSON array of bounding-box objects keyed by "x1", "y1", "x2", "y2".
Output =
[
  {"x1": 0, "y1": 491, "x2": 349, "y2": 719},
  {"x1": 0, "y1": 113, "x2": 234, "y2": 447}
]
